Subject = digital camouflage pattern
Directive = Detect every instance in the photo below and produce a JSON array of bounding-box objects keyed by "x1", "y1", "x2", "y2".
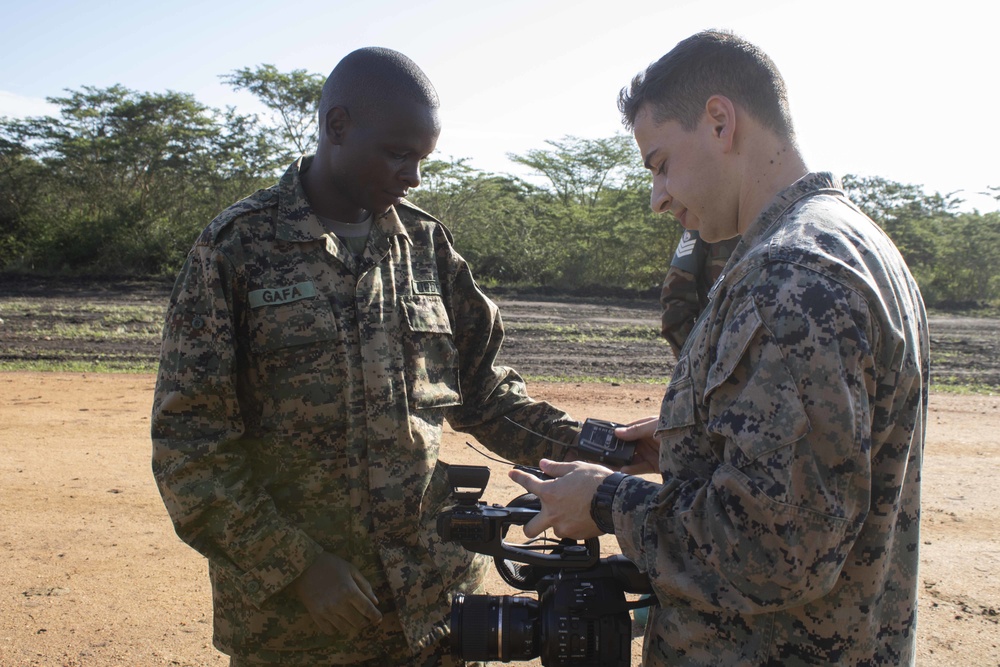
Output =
[
  {"x1": 613, "y1": 173, "x2": 928, "y2": 666},
  {"x1": 151, "y1": 156, "x2": 578, "y2": 665},
  {"x1": 659, "y1": 230, "x2": 739, "y2": 358}
]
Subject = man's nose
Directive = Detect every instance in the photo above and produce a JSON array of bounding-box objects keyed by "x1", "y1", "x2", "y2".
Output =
[
  {"x1": 401, "y1": 160, "x2": 421, "y2": 189},
  {"x1": 650, "y1": 180, "x2": 671, "y2": 214}
]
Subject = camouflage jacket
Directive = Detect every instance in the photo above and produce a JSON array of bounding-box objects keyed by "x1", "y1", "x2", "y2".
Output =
[
  {"x1": 151, "y1": 157, "x2": 578, "y2": 664},
  {"x1": 659, "y1": 230, "x2": 739, "y2": 358},
  {"x1": 613, "y1": 173, "x2": 928, "y2": 665}
]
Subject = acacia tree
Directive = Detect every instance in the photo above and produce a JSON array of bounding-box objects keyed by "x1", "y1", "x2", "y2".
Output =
[
  {"x1": 220, "y1": 64, "x2": 324, "y2": 162},
  {"x1": 508, "y1": 135, "x2": 678, "y2": 289},
  {"x1": 411, "y1": 158, "x2": 566, "y2": 284}
]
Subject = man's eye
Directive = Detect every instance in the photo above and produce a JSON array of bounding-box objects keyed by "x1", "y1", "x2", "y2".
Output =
[{"x1": 390, "y1": 151, "x2": 407, "y2": 160}]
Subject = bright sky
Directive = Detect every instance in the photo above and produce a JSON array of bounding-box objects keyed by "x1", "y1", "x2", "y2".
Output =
[{"x1": 2, "y1": 0, "x2": 996, "y2": 212}]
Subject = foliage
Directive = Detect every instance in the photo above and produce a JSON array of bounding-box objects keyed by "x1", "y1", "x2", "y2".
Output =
[
  {"x1": 219, "y1": 64, "x2": 324, "y2": 162},
  {"x1": 0, "y1": 72, "x2": 998, "y2": 308},
  {"x1": 843, "y1": 175, "x2": 1000, "y2": 306},
  {"x1": 0, "y1": 83, "x2": 279, "y2": 276}
]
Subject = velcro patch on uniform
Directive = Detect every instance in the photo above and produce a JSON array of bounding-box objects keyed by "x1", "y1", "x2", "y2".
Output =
[
  {"x1": 248, "y1": 282, "x2": 317, "y2": 308},
  {"x1": 412, "y1": 280, "x2": 441, "y2": 295}
]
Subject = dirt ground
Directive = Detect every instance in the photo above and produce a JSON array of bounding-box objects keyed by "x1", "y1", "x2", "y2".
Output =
[{"x1": 1, "y1": 373, "x2": 998, "y2": 666}]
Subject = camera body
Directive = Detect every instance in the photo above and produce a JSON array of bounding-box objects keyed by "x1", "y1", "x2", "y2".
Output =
[{"x1": 436, "y1": 465, "x2": 653, "y2": 666}]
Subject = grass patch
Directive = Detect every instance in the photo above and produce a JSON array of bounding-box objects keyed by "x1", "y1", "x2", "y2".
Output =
[
  {"x1": 929, "y1": 378, "x2": 999, "y2": 395},
  {"x1": 48, "y1": 322, "x2": 162, "y2": 340},
  {"x1": 0, "y1": 359, "x2": 157, "y2": 373},
  {"x1": 507, "y1": 322, "x2": 662, "y2": 343},
  {"x1": 524, "y1": 374, "x2": 668, "y2": 385}
]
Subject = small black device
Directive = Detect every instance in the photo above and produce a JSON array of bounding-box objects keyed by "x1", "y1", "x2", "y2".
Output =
[
  {"x1": 577, "y1": 418, "x2": 635, "y2": 467},
  {"x1": 437, "y1": 465, "x2": 655, "y2": 666},
  {"x1": 501, "y1": 416, "x2": 636, "y2": 467}
]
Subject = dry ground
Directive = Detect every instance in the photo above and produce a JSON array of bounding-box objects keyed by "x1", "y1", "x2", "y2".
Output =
[{"x1": 0, "y1": 373, "x2": 997, "y2": 666}]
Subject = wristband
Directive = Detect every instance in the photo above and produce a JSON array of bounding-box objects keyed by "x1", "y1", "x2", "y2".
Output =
[{"x1": 590, "y1": 472, "x2": 627, "y2": 534}]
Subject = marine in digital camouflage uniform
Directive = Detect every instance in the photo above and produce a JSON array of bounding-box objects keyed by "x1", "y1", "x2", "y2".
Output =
[
  {"x1": 659, "y1": 229, "x2": 739, "y2": 357},
  {"x1": 151, "y1": 48, "x2": 578, "y2": 666},
  {"x1": 511, "y1": 31, "x2": 928, "y2": 666}
]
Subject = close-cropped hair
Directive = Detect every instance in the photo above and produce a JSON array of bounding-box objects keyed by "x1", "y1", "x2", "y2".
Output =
[
  {"x1": 318, "y1": 46, "x2": 439, "y2": 130},
  {"x1": 618, "y1": 30, "x2": 795, "y2": 140}
]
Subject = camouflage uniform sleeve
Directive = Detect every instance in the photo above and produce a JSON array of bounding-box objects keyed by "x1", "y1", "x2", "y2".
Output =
[
  {"x1": 613, "y1": 264, "x2": 876, "y2": 613},
  {"x1": 433, "y1": 226, "x2": 579, "y2": 464},
  {"x1": 151, "y1": 242, "x2": 323, "y2": 608},
  {"x1": 661, "y1": 234, "x2": 739, "y2": 358},
  {"x1": 659, "y1": 264, "x2": 701, "y2": 358}
]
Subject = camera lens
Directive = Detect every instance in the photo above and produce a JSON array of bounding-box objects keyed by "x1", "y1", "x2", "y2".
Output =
[{"x1": 450, "y1": 593, "x2": 540, "y2": 661}]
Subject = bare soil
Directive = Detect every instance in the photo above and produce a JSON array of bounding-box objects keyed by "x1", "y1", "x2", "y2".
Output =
[{"x1": 0, "y1": 280, "x2": 998, "y2": 665}]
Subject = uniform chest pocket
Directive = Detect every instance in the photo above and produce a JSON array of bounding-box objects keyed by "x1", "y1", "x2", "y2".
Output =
[
  {"x1": 249, "y1": 294, "x2": 339, "y2": 354},
  {"x1": 247, "y1": 295, "x2": 343, "y2": 429},
  {"x1": 705, "y1": 297, "x2": 810, "y2": 466},
  {"x1": 400, "y1": 294, "x2": 462, "y2": 409}
]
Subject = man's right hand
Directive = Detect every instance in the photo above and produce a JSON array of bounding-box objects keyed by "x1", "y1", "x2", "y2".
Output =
[{"x1": 290, "y1": 552, "x2": 383, "y2": 634}]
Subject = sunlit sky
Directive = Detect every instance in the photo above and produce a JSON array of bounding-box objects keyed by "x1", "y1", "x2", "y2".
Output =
[{"x1": 2, "y1": 0, "x2": 996, "y2": 211}]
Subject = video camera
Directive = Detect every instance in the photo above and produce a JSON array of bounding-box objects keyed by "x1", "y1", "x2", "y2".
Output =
[{"x1": 436, "y1": 465, "x2": 654, "y2": 666}]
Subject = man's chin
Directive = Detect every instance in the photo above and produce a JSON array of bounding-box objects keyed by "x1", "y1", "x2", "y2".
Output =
[
  {"x1": 371, "y1": 195, "x2": 405, "y2": 216},
  {"x1": 368, "y1": 202, "x2": 394, "y2": 217}
]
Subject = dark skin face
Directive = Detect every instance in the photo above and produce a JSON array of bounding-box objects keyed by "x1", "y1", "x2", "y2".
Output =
[{"x1": 304, "y1": 98, "x2": 440, "y2": 222}]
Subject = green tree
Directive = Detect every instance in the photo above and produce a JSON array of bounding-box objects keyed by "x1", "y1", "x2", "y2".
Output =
[
  {"x1": 927, "y1": 212, "x2": 1000, "y2": 305},
  {"x1": 411, "y1": 158, "x2": 566, "y2": 284},
  {"x1": 220, "y1": 64, "x2": 324, "y2": 162},
  {"x1": 509, "y1": 135, "x2": 640, "y2": 207},
  {"x1": 507, "y1": 135, "x2": 678, "y2": 289},
  {"x1": 0, "y1": 85, "x2": 230, "y2": 274},
  {"x1": 843, "y1": 175, "x2": 956, "y2": 293},
  {"x1": 0, "y1": 119, "x2": 52, "y2": 263}
]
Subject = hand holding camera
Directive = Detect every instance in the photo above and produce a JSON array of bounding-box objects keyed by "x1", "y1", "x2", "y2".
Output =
[{"x1": 436, "y1": 465, "x2": 654, "y2": 667}]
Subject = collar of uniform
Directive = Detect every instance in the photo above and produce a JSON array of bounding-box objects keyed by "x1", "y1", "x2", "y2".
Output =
[
  {"x1": 370, "y1": 203, "x2": 412, "y2": 255},
  {"x1": 273, "y1": 155, "x2": 334, "y2": 243},
  {"x1": 738, "y1": 172, "x2": 843, "y2": 253},
  {"x1": 272, "y1": 155, "x2": 414, "y2": 247}
]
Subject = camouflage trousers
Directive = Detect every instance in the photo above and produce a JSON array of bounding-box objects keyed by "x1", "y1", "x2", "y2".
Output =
[{"x1": 227, "y1": 638, "x2": 483, "y2": 667}]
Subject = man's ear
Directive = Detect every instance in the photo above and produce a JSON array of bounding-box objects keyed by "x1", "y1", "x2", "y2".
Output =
[
  {"x1": 324, "y1": 106, "x2": 350, "y2": 146},
  {"x1": 705, "y1": 95, "x2": 735, "y2": 151}
]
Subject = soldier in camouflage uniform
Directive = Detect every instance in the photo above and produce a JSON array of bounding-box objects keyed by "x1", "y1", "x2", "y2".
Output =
[
  {"x1": 659, "y1": 229, "x2": 739, "y2": 357},
  {"x1": 511, "y1": 30, "x2": 928, "y2": 666},
  {"x1": 151, "y1": 48, "x2": 579, "y2": 666}
]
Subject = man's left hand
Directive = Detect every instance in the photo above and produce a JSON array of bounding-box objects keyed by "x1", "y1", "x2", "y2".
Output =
[{"x1": 508, "y1": 459, "x2": 613, "y2": 540}]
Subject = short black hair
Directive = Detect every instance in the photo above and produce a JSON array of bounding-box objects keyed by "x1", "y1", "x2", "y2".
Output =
[
  {"x1": 318, "y1": 47, "x2": 439, "y2": 130},
  {"x1": 618, "y1": 30, "x2": 794, "y2": 140}
]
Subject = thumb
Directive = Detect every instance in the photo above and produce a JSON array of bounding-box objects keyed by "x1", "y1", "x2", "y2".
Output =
[
  {"x1": 614, "y1": 415, "x2": 658, "y2": 440},
  {"x1": 537, "y1": 458, "x2": 578, "y2": 478}
]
